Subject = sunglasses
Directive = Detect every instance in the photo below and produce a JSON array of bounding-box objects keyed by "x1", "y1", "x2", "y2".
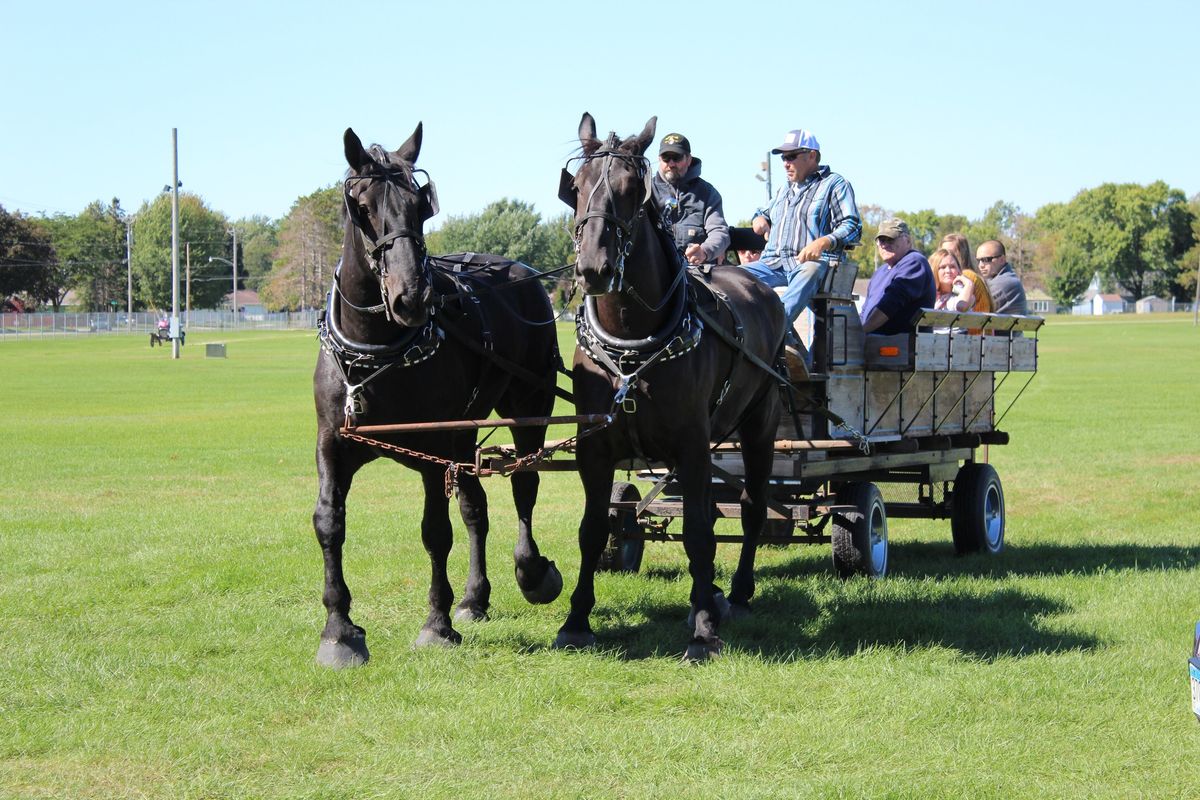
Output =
[
  {"x1": 977, "y1": 255, "x2": 1000, "y2": 264},
  {"x1": 660, "y1": 153, "x2": 686, "y2": 163},
  {"x1": 780, "y1": 149, "x2": 811, "y2": 162}
]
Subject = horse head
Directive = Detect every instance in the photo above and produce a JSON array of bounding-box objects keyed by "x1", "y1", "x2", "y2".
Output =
[
  {"x1": 342, "y1": 124, "x2": 439, "y2": 327},
  {"x1": 562, "y1": 112, "x2": 657, "y2": 296}
]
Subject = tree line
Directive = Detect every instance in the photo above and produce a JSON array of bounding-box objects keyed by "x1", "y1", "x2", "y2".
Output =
[{"x1": 2, "y1": 180, "x2": 1196, "y2": 313}]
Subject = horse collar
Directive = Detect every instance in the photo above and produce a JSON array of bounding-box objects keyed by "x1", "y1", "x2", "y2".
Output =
[{"x1": 318, "y1": 281, "x2": 443, "y2": 369}]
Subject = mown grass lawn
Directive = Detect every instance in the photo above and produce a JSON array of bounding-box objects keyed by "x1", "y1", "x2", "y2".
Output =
[{"x1": 1, "y1": 317, "x2": 1197, "y2": 799}]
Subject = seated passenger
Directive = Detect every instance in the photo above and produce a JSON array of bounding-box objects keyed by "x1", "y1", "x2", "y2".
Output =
[
  {"x1": 860, "y1": 218, "x2": 936, "y2": 335},
  {"x1": 726, "y1": 226, "x2": 766, "y2": 266},
  {"x1": 975, "y1": 240, "x2": 1027, "y2": 316},
  {"x1": 650, "y1": 132, "x2": 729, "y2": 266},
  {"x1": 930, "y1": 248, "x2": 993, "y2": 333},
  {"x1": 940, "y1": 232, "x2": 975, "y2": 274}
]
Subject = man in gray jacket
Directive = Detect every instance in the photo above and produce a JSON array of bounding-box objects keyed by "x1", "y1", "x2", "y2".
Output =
[
  {"x1": 651, "y1": 132, "x2": 729, "y2": 265},
  {"x1": 976, "y1": 240, "x2": 1028, "y2": 315}
]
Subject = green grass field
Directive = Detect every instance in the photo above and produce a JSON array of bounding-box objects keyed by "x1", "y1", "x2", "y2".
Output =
[{"x1": 1, "y1": 317, "x2": 1198, "y2": 799}]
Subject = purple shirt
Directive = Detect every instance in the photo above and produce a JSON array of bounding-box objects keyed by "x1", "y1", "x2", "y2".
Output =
[{"x1": 860, "y1": 250, "x2": 936, "y2": 335}]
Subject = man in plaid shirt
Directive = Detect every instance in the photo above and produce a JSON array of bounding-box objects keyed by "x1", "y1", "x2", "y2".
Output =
[{"x1": 741, "y1": 129, "x2": 861, "y2": 332}]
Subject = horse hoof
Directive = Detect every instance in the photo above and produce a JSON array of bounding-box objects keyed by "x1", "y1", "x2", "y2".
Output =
[
  {"x1": 414, "y1": 627, "x2": 462, "y2": 648},
  {"x1": 682, "y1": 637, "x2": 723, "y2": 663},
  {"x1": 454, "y1": 605, "x2": 488, "y2": 623},
  {"x1": 686, "y1": 589, "x2": 732, "y2": 629},
  {"x1": 316, "y1": 635, "x2": 369, "y2": 669},
  {"x1": 552, "y1": 629, "x2": 596, "y2": 650},
  {"x1": 520, "y1": 560, "x2": 563, "y2": 605}
]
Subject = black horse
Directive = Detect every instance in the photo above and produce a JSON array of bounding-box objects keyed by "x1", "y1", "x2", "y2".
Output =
[
  {"x1": 312, "y1": 125, "x2": 563, "y2": 667},
  {"x1": 554, "y1": 113, "x2": 785, "y2": 661}
]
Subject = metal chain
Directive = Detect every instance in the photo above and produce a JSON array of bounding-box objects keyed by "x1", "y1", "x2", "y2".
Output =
[{"x1": 338, "y1": 415, "x2": 613, "y2": 495}]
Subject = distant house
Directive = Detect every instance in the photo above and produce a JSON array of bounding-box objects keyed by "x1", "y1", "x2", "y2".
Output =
[
  {"x1": 1072, "y1": 272, "x2": 1131, "y2": 315},
  {"x1": 1026, "y1": 288, "x2": 1054, "y2": 315},
  {"x1": 1135, "y1": 295, "x2": 1175, "y2": 313},
  {"x1": 225, "y1": 289, "x2": 266, "y2": 319}
]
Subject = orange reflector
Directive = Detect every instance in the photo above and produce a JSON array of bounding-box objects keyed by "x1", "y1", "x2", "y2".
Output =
[{"x1": 878, "y1": 346, "x2": 900, "y2": 357}]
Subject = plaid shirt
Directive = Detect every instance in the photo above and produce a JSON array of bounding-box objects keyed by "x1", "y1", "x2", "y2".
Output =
[{"x1": 756, "y1": 166, "x2": 861, "y2": 271}]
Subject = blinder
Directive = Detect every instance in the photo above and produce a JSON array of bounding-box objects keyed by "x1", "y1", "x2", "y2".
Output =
[
  {"x1": 418, "y1": 176, "x2": 439, "y2": 222},
  {"x1": 558, "y1": 168, "x2": 578, "y2": 210}
]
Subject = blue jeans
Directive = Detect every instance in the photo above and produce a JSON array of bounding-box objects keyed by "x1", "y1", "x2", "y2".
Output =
[{"x1": 740, "y1": 259, "x2": 829, "y2": 329}]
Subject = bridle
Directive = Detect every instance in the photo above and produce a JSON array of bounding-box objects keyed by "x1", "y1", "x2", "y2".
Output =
[
  {"x1": 562, "y1": 144, "x2": 690, "y2": 316},
  {"x1": 343, "y1": 159, "x2": 438, "y2": 324},
  {"x1": 562, "y1": 141, "x2": 652, "y2": 295}
]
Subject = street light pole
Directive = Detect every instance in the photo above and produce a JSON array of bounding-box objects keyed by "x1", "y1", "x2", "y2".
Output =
[{"x1": 170, "y1": 128, "x2": 181, "y2": 359}]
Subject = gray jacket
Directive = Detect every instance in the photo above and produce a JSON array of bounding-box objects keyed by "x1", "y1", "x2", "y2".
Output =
[
  {"x1": 987, "y1": 262, "x2": 1028, "y2": 316},
  {"x1": 651, "y1": 157, "x2": 730, "y2": 262}
]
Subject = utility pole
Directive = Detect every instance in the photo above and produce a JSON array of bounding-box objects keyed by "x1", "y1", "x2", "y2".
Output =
[
  {"x1": 125, "y1": 217, "x2": 133, "y2": 321},
  {"x1": 231, "y1": 227, "x2": 238, "y2": 330},
  {"x1": 170, "y1": 128, "x2": 181, "y2": 359},
  {"x1": 755, "y1": 154, "x2": 772, "y2": 206}
]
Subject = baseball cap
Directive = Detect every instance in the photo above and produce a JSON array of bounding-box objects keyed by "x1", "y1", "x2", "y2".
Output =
[
  {"x1": 876, "y1": 218, "x2": 911, "y2": 240},
  {"x1": 771, "y1": 129, "x2": 820, "y2": 154},
  {"x1": 659, "y1": 133, "x2": 691, "y2": 157}
]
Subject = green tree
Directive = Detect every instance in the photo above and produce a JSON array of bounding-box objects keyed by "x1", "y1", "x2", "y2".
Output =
[
  {"x1": 0, "y1": 205, "x2": 55, "y2": 307},
  {"x1": 1046, "y1": 234, "x2": 1092, "y2": 307},
  {"x1": 1036, "y1": 182, "x2": 1195, "y2": 302},
  {"x1": 1176, "y1": 195, "x2": 1200, "y2": 301},
  {"x1": 433, "y1": 199, "x2": 553, "y2": 267},
  {"x1": 42, "y1": 199, "x2": 128, "y2": 311},
  {"x1": 233, "y1": 215, "x2": 279, "y2": 294},
  {"x1": 131, "y1": 194, "x2": 232, "y2": 310},
  {"x1": 261, "y1": 186, "x2": 341, "y2": 311}
]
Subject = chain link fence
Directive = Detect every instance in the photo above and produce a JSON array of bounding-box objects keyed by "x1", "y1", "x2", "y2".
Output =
[{"x1": 0, "y1": 310, "x2": 320, "y2": 340}]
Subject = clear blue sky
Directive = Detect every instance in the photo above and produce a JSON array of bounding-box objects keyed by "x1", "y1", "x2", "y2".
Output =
[{"x1": 3, "y1": 0, "x2": 1197, "y2": 230}]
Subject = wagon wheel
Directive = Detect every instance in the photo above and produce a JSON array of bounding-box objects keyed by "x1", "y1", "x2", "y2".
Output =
[
  {"x1": 951, "y1": 463, "x2": 1005, "y2": 555},
  {"x1": 598, "y1": 481, "x2": 646, "y2": 573},
  {"x1": 830, "y1": 482, "x2": 888, "y2": 579}
]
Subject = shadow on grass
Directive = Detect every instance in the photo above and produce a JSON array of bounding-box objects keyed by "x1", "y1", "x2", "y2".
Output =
[
  {"x1": 752, "y1": 541, "x2": 1200, "y2": 582},
  {"x1": 894, "y1": 541, "x2": 1200, "y2": 579},
  {"x1": 495, "y1": 539, "x2": 1191, "y2": 662},
  {"x1": 586, "y1": 581, "x2": 1096, "y2": 663}
]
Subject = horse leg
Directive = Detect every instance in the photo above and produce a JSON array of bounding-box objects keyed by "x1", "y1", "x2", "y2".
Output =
[
  {"x1": 453, "y1": 469, "x2": 491, "y2": 622},
  {"x1": 553, "y1": 450, "x2": 612, "y2": 649},
  {"x1": 676, "y1": 440, "x2": 724, "y2": 662},
  {"x1": 415, "y1": 466, "x2": 462, "y2": 647},
  {"x1": 727, "y1": 394, "x2": 780, "y2": 617},
  {"x1": 509, "y1": 424, "x2": 562, "y2": 604},
  {"x1": 313, "y1": 432, "x2": 372, "y2": 668}
]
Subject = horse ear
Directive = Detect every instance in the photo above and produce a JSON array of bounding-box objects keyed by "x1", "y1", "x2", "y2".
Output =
[
  {"x1": 344, "y1": 128, "x2": 369, "y2": 171},
  {"x1": 578, "y1": 112, "x2": 600, "y2": 155},
  {"x1": 633, "y1": 116, "x2": 657, "y2": 155},
  {"x1": 396, "y1": 122, "x2": 423, "y2": 164}
]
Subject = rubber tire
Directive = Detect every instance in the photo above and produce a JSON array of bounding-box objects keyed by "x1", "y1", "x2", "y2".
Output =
[
  {"x1": 831, "y1": 482, "x2": 888, "y2": 578},
  {"x1": 598, "y1": 481, "x2": 645, "y2": 573},
  {"x1": 951, "y1": 463, "x2": 1005, "y2": 555}
]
